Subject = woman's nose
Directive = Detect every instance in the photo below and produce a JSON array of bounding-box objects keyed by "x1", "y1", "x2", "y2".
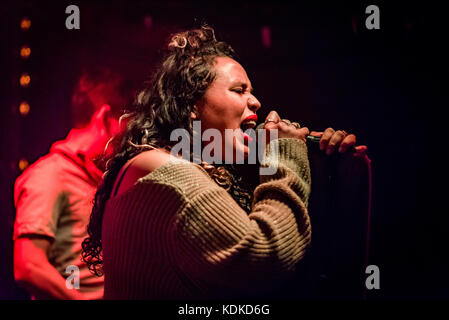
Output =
[{"x1": 248, "y1": 96, "x2": 261, "y2": 112}]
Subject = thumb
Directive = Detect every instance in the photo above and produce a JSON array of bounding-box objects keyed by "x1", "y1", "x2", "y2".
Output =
[{"x1": 298, "y1": 127, "x2": 310, "y2": 141}]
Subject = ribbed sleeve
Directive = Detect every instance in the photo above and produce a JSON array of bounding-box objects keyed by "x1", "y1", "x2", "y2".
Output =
[{"x1": 102, "y1": 138, "x2": 311, "y2": 299}]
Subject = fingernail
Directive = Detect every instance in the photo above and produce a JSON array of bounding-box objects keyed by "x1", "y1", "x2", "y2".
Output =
[{"x1": 338, "y1": 146, "x2": 343, "y2": 153}]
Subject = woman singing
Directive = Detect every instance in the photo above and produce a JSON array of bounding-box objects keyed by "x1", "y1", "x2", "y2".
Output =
[{"x1": 82, "y1": 26, "x2": 358, "y2": 299}]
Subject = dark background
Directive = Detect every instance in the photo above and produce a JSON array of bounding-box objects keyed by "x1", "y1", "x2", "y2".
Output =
[{"x1": 0, "y1": 0, "x2": 447, "y2": 299}]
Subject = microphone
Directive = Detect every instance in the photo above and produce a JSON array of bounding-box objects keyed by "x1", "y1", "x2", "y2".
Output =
[{"x1": 305, "y1": 135, "x2": 322, "y2": 145}]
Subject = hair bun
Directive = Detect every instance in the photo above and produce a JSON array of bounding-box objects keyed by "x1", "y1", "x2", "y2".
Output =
[
  {"x1": 168, "y1": 35, "x2": 188, "y2": 49},
  {"x1": 168, "y1": 26, "x2": 216, "y2": 53}
]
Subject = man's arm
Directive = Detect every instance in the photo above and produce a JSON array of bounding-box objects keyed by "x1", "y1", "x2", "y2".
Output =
[{"x1": 14, "y1": 236, "x2": 85, "y2": 300}]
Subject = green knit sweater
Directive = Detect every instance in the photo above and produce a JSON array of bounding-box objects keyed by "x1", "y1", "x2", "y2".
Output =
[{"x1": 102, "y1": 138, "x2": 311, "y2": 299}]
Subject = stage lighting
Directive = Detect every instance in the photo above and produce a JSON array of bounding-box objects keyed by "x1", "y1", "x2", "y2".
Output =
[
  {"x1": 18, "y1": 159, "x2": 29, "y2": 171},
  {"x1": 20, "y1": 46, "x2": 31, "y2": 59},
  {"x1": 19, "y1": 73, "x2": 31, "y2": 87},
  {"x1": 19, "y1": 101, "x2": 30, "y2": 116},
  {"x1": 20, "y1": 18, "x2": 31, "y2": 31}
]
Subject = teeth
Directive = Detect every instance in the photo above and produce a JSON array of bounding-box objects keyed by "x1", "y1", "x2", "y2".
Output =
[{"x1": 241, "y1": 120, "x2": 257, "y2": 131}]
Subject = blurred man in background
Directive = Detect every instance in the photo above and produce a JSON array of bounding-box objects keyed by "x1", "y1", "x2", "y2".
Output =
[{"x1": 12, "y1": 66, "x2": 132, "y2": 299}]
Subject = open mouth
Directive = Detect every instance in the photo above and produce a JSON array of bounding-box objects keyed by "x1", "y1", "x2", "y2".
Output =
[
  {"x1": 240, "y1": 120, "x2": 257, "y2": 131},
  {"x1": 240, "y1": 114, "x2": 258, "y2": 131}
]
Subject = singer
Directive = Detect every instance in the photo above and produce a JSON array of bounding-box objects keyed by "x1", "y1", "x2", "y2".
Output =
[{"x1": 82, "y1": 26, "x2": 361, "y2": 299}]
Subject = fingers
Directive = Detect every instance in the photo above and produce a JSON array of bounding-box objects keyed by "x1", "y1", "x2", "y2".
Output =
[
  {"x1": 354, "y1": 145, "x2": 368, "y2": 156},
  {"x1": 277, "y1": 119, "x2": 293, "y2": 132},
  {"x1": 298, "y1": 127, "x2": 310, "y2": 139},
  {"x1": 325, "y1": 130, "x2": 347, "y2": 155},
  {"x1": 309, "y1": 131, "x2": 323, "y2": 137},
  {"x1": 271, "y1": 121, "x2": 363, "y2": 155},
  {"x1": 264, "y1": 118, "x2": 363, "y2": 155},
  {"x1": 319, "y1": 127, "x2": 335, "y2": 152},
  {"x1": 263, "y1": 110, "x2": 309, "y2": 141},
  {"x1": 282, "y1": 122, "x2": 309, "y2": 141},
  {"x1": 320, "y1": 128, "x2": 357, "y2": 155},
  {"x1": 338, "y1": 134, "x2": 356, "y2": 153},
  {"x1": 265, "y1": 110, "x2": 280, "y2": 123},
  {"x1": 264, "y1": 110, "x2": 280, "y2": 130}
]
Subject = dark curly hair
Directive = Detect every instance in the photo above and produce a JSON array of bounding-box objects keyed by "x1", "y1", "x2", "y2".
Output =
[{"x1": 82, "y1": 26, "x2": 254, "y2": 276}]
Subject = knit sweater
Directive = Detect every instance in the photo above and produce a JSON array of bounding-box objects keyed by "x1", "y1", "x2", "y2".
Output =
[{"x1": 102, "y1": 138, "x2": 311, "y2": 299}]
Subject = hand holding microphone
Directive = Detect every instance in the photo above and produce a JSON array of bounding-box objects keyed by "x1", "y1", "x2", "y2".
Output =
[
  {"x1": 260, "y1": 110, "x2": 310, "y2": 142},
  {"x1": 258, "y1": 110, "x2": 367, "y2": 156}
]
